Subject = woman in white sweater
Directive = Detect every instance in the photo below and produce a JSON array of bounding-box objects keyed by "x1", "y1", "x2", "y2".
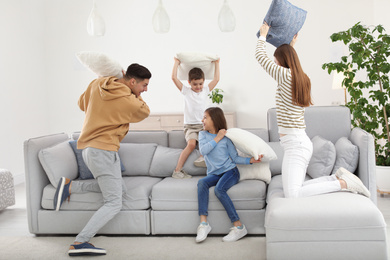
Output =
[{"x1": 255, "y1": 22, "x2": 370, "y2": 198}]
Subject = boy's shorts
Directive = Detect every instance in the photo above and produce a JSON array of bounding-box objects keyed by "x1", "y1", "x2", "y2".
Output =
[{"x1": 184, "y1": 124, "x2": 203, "y2": 142}]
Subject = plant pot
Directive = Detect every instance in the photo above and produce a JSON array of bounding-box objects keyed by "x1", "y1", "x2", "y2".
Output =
[{"x1": 376, "y1": 165, "x2": 390, "y2": 195}]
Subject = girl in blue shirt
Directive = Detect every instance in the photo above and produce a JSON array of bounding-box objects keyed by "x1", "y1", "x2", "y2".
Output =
[{"x1": 196, "y1": 107, "x2": 262, "y2": 243}]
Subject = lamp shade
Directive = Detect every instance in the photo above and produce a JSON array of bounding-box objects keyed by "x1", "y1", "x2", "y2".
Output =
[
  {"x1": 218, "y1": 0, "x2": 236, "y2": 32},
  {"x1": 153, "y1": 0, "x2": 170, "y2": 33},
  {"x1": 332, "y1": 72, "x2": 345, "y2": 90},
  {"x1": 87, "y1": 1, "x2": 105, "y2": 36}
]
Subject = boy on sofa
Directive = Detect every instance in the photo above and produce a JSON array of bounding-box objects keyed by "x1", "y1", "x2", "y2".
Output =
[
  {"x1": 53, "y1": 63, "x2": 151, "y2": 256},
  {"x1": 171, "y1": 57, "x2": 220, "y2": 179}
]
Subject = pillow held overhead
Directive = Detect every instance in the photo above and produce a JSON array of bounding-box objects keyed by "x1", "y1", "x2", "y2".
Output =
[
  {"x1": 256, "y1": 0, "x2": 307, "y2": 47},
  {"x1": 175, "y1": 52, "x2": 219, "y2": 80},
  {"x1": 76, "y1": 51, "x2": 123, "y2": 79}
]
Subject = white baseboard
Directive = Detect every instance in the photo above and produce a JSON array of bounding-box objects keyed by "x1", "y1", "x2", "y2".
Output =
[{"x1": 13, "y1": 173, "x2": 25, "y2": 185}]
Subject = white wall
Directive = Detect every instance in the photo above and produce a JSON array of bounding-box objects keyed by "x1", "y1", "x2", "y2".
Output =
[
  {"x1": 0, "y1": 0, "x2": 48, "y2": 184},
  {"x1": 0, "y1": 0, "x2": 389, "y2": 183}
]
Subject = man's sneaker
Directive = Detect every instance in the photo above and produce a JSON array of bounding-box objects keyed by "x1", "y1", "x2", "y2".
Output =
[
  {"x1": 68, "y1": 242, "x2": 106, "y2": 256},
  {"x1": 196, "y1": 222, "x2": 212, "y2": 243},
  {"x1": 194, "y1": 156, "x2": 207, "y2": 168},
  {"x1": 172, "y1": 169, "x2": 192, "y2": 179},
  {"x1": 335, "y1": 167, "x2": 371, "y2": 198},
  {"x1": 222, "y1": 225, "x2": 248, "y2": 242},
  {"x1": 54, "y1": 177, "x2": 72, "y2": 211}
]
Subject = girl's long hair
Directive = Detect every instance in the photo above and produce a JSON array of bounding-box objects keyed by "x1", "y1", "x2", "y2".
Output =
[
  {"x1": 274, "y1": 44, "x2": 313, "y2": 107},
  {"x1": 205, "y1": 107, "x2": 227, "y2": 132}
]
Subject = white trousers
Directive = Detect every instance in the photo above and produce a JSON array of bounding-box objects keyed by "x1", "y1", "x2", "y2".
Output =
[{"x1": 280, "y1": 134, "x2": 341, "y2": 198}]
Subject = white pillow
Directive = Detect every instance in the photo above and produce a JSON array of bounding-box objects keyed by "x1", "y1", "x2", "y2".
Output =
[
  {"x1": 76, "y1": 51, "x2": 123, "y2": 78},
  {"x1": 236, "y1": 151, "x2": 271, "y2": 183},
  {"x1": 175, "y1": 52, "x2": 219, "y2": 80},
  {"x1": 38, "y1": 141, "x2": 78, "y2": 188},
  {"x1": 237, "y1": 163, "x2": 271, "y2": 183},
  {"x1": 226, "y1": 128, "x2": 277, "y2": 161}
]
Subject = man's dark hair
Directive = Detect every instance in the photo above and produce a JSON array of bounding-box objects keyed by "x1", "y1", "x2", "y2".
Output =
[
  {"x1": 125, "y1": 63, "x2": 152, "y2": 81},
  {"x1": 188, "y1": 67, "x2": 204, "y2": 81}
]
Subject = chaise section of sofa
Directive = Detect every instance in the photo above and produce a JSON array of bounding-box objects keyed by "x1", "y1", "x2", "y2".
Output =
[{"x1": 265, "y1": 106, "x2": 388, "y2": 260}]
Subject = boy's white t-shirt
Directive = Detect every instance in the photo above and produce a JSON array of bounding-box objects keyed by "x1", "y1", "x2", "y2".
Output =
[{"x1": 181, "y1": 85, "x2": 210, "y2": 125}]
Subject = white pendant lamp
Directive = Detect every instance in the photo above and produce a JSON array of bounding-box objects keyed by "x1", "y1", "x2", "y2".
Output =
[
  {"x1": 218, "y1": 0, "x2": 236, "y2": 32},
  {"x1": 153, "y1": 0, "x2": 170, "y2": 33},
  {"x1": 87, "y1": 0, "x2": 106, "y2": 36}
]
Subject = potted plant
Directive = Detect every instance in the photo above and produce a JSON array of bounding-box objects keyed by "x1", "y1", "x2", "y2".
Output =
[
  {"x1": 322, "y1": 22, "x2": 390, "y2": 194},
  {"x1": 208, "y1": 88, "x2": 224, "y2": 105}
]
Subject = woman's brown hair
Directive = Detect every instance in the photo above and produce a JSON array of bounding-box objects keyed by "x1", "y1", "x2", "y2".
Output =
[
  {"x1": 274, "y1": 44, "x2": 313, "y2": 107},
  {"x1": 205, "y1": 107, "x2": 227, "y2": 132}
]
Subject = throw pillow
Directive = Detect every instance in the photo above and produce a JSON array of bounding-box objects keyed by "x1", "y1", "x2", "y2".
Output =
[
  {"x1": 236, "y1": 150, "x2": 271, "y2": 183},
  {"x1": 225, "y1": 128, "x2": 277, "y2": 161},
  {"x1": 307, "y1": 136, "x2": 336, "y2": 179},
  {"x1": 331, "y1": 137, "x2": 359, "y2": 175},
  {"x1": 267, "y1": 142, "x2": 284, "y2": 176},
  {"x1": 76, "y1": 51, "x2": 123, "y2": 78},
  {"x1": 149, "y1": 146, "x2": 206, "y2": 177},
  {"x1": 119, "y1": 143, "x2": 158, "y2": 176},
  {"x1": 175, "y1": 52, "x2": 219, "y2": 80},
  {"x1": 38, "y1": 141, "x2": 78, "y2": 188},
  {"x1": 68, "y1": 140, "x2": 125, "y2": 180},
  {"x1": 256, "y1": 0, "x2": 307, "y2": 47}
]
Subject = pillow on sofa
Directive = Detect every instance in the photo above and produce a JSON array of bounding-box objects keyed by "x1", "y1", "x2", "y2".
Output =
[
  {"x1": 149, "y1": 146, "x2": 207, "y2": 177},
  {"x1": 175, "y1": 52, "x2": 219, "y2": 80},
  {"x1": 256, "y1": 0, "x2": 307, "y2": 47},
  {"x1": 119, "y1": 143, "x2": 158, "y2": 176},
  {"x1": 307, "y1": 136, "x2": 336, "y2": 179},
  {"x1": 268, "y1": 142, "x2": 284, "y2": 176},
  {"x1": 69, "y1": 140, "x2": 125, "y2": 179},
  {"x1": 331, "y1": 137, "x2": 359, "y2": 175},
  {"x1": 226, "y1": 128, "x2": 277, "y2": 161},
  {"x1": 76, "y1": 51, "x2": 123, "y2": 78},
  {"x1": 236, "y1": 151, "x2": 271, "y2": 183},
  {"x1": 38, "y1": 141, "x2": 78, "y2": 188}
]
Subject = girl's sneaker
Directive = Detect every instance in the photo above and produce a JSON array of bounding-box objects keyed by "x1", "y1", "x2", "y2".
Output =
[
  {"x1": 222, "y1": 225, "x2": 247, "y2": 242},
  {"x1": 335, "y1": 167, "x2": 371, "y2": 198},
  {"x1": 196, "y1": 222, "x2": 211, "y2": 243}
]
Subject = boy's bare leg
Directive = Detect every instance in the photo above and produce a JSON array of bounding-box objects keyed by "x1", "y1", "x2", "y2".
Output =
[{"x1": 175, "y1": 139, "x2": 197, "y2": 172}]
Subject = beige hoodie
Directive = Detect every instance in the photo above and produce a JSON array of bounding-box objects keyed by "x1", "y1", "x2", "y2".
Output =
[{"x1": 77, "y1": 76, "x2": 150, "y2": 151}]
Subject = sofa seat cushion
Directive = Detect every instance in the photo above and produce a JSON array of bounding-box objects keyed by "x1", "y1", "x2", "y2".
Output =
[
  {"x1": 265, "y1": 189, "x2": 387, "y2": 243},
  {"x1": 41, "y1": 176, "x2": 162, "y2": 210},
  {"x1": 150, "y1": 176, "x2": 267, "y2": 211}
]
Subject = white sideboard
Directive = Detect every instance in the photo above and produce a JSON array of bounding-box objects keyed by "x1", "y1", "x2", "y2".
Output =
[{"x1": 130, "y1": 112, "x2": 236, "y2": 131}]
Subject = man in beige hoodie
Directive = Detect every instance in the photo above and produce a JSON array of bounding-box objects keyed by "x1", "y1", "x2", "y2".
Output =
[{"x1": 53, "y1": 63, "x2": 151, "y2": 256}]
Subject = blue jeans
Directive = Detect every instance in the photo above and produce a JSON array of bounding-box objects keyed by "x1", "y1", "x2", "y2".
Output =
[{"x1": 197, "y1": 167, "x2": 240, "y2": 223}]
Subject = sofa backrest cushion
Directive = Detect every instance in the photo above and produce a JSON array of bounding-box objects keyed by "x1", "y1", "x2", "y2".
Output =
[
  {"x1": 149, "y1": 146, "x2": 207, "y2": 177},
  {"x1": 71, "y1": 130, "x2": 169, "y2": 147},
  {"x1": 267, "y1": 106, "x2": 351, "y2": 143},
  {"x1": 119, "y1": 143, "x2": 158, "y2": 176},
  {"x1": 307, "y1": 136, "x2": 336, "y2": 179},
  {"x1": 268, "y1": 142, "x2": 284, "y2": 176},
  {"x1": 331, "y1": 137, "x2": 359, "y2": 175},
  {"x1": 38, "y1": 140, "x2": 78, "y2": 188},
  {"x1": 69, "y1": 140, "x2": 125, "y2": 179}
]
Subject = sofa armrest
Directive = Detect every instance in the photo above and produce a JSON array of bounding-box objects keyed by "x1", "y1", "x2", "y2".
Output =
[
  {"x1": 349, "y1": 127, "x2": 377, "y2": 204},
  {"x1": 23, "y1": 133, "x2": 69, "y2": 234}
]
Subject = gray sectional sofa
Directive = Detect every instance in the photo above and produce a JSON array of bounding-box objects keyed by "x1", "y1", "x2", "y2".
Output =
[{"x1": 24, "y1": 106, "x2": 388, "y2": 260}]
